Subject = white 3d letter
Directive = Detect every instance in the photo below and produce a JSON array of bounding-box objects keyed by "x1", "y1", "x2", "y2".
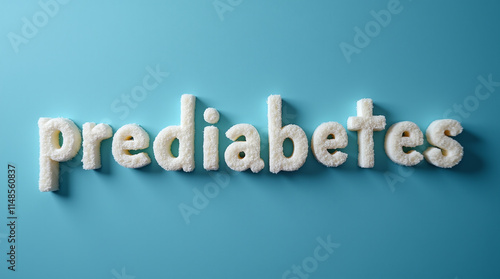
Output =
[
  {"x1": 311, "y1": 122, "x2": 348, "y2": 167},
  {"x1": 112, "y1": 124, "x2": 151, "y2": 168},
  {"x1": 347, "y1": 98, "x2": 386, "y2": 168},
  {"x1": 384, "y1": 121, "x2": 424, "y2": 166},
  {"x1": 268, "y1": 95, "x2": 308, "y2": 173},
  {"x1": 424, "y1": 119, "x2": 463, "y2": 168},
  {"x1": 154, "y1": 94, "x2": 196, "y2": 172},
  {"x1": 82, "y1": 122, "x2": 112, "y2": 170},
  {"x1": 39, "y1": 118, "x2": 82, "y2": 192},
  {"x1": 203, "y1": 108, "x2": 220, "y2": 171},
  {"x1": 225, "y1": 124, "x2": 265, "y2": 173}
]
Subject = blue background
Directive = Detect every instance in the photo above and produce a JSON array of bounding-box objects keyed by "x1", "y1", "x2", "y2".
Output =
[{"x1": 1, "y1": 0, "x2": 499, "y2": 278}]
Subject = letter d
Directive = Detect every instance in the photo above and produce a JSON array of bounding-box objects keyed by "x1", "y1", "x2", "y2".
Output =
[{"x1": 154, "y1": 94, "x2": 196, "y2": 172}]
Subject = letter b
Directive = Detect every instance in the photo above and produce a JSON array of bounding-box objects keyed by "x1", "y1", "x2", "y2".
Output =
[{"x1": 268, "y1": 95, "x2": 308, "y2": 173}]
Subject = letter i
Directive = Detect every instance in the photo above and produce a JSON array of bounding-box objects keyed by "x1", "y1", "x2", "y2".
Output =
[{"x1": 203, "y1": 108, "x2": 220, "y2": 170}]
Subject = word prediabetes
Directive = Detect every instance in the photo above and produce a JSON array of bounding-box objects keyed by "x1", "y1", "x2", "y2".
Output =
[{"x1": 38, "y1": 95, "x2": 464, "y2": 192}]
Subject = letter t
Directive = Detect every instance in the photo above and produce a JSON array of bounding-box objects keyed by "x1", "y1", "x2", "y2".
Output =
[{"x1": 347, "y1": 98, "x2": 386, "y2": 168}]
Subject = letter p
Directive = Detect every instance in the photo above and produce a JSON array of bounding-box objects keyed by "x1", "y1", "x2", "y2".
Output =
[{"x1": 39, "y1": 118, "x2": 81, "y2": 192}]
